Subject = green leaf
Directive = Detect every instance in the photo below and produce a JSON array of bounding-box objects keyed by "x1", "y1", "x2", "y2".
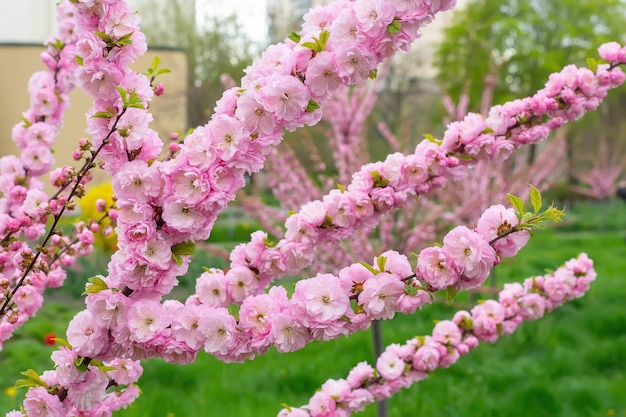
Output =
[
  {"x1": 423, "y1": 133, "x2": 441, "y2": 144},
  {"x1": 368, "y1": 69, "x2": 378, "y2": 79},
  {"x1": 20, "y1": 116, "x2": 32, "y2": 128},
  {"x1": 376, "y1": 255, "x2": 387, "y2": 272},
  {"x1": 387, "y1": 19, "x2": 402, "y2": 34},
  {"x1": 370, "y1": 170, "x2": 390, "y2": 188},
  {"x1": 507, "y1": 193, "x2": 525, "y2": 216},
  {"x1": 586, "y1": 57, "x2": 598, "y2": 73},
  {"x1": 115, "y1": 32, "x2": 134, "y2": 46},
  {"x1": 404, "y1": 283, "x2": 418, "y2": 296},
  {"x1": 358, "y1": 261, "x2": 379, "y2": 275},
  {"x1": 15, "y1": 370, "x2": 49, "y2": 390},
  {"x1": 337, "y1": 183, "x2": 345, "y2": 193},
  {"x1": 306, "y1": 99, "x2": 320, "y2": 113},
  {"x1": 151, "y1": 56, "x2": 161, "y2": 72},
  {"x1": 288, "y1": 32, "x2": 301, "y2": 43},
  {"x1": 301, "y1": 41, "x2": 319, "y2": 51},
  {"x1": 543, "y1": 205, "x2": 566, "y2": 223},
  {"x1": 172, "y1": 241, "x2": 196, "y2": 266},
  {"x1": 318, "y1": 30, "x2": 330, "y2": 46},
  {"x1": 83, "y1": 276, "x2": 108, "y2": 295},
  {"x1": 14, "y1": 378, "x2": 44, "y2": 389},
  {"x1": 172, "y1": 241, "x2": 196, "y2": 257},
  {"x1": 457, "y1": 154, "x2": 476, "y2": 162},
  {"x1": 91, "y1": 111, "x2": 114, "y2": 119},
  {"x1": 74, "y1": 357, "x2": 90, "y2": 372},
  {"x1": 116, "y1": 86, "x2": 128, "y2": 107},
  {"x1": 156, "y1": 68, "x2": 172, "y2": 75},
  {"x1": 528, "y1": 184, "x2": 542, "y2": 214},
  {"x1": 53, "y1": 337, "x2": 73, "y2": 349},
  {"x1": 95, "y1": 31, "x2": 111, "y2": 43},
  {"x1": 445, "y1": 285, "x2": 458, "y2": 303},
  {"x1": 75, "y1": 55, "x2": 84, "y2": 66}
]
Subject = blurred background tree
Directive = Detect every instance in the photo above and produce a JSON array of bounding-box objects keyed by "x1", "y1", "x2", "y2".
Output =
[
  {"x1": 436, "y1": 0, "x2": 626, "y2": 106},
  {"x1": 436, "y1": 0, "x2": 626, "y2": 196},
  {"x1": 135, "y1": 0, "x2": 261, "y2": 128}
]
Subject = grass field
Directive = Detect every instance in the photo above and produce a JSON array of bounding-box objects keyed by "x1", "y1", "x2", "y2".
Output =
[{"x1": 1, "y1": 201, "x2": 625, "y2": 416}]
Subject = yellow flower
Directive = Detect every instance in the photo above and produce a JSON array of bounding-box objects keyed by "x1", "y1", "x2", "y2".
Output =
[
  {"x1": 78, "y1": 182, "x2": 117, "y2": 253},
  {"x1": 4, "y1": 386, "x2": 17, "y2": 397}
]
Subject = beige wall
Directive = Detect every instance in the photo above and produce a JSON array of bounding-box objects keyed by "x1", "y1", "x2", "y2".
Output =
[{"x1": 0, "y1": 44, "x2": 187, "y2": 187}]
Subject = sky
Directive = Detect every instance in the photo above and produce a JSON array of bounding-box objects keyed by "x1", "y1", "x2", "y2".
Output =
[{"x1": 197, "y1": 0, "x2": 269, "y2": 44}]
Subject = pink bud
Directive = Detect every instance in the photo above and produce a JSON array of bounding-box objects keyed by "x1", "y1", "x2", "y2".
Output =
[
  {"x1": 72, "y1": 150, "x2": 83, "y2": 161},
  {"x1": 169, "y1": 131, "x2": 180, "y2": 140},
  {"x1": 168, "y1": 142, "x2": 180, "y2": 153},
  {"x1": 96, "y1": 199, "x2": 107, "y2": 212},
  {"x1": 154, "y1": 82, "x2": 165, "y2": 96},
  {"x1": 108, "y1": 209, "x2": 119, "y2": 221}
]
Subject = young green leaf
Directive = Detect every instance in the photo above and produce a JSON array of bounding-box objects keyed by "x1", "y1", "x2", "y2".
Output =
[
  {"x1": 404, "y1": 283, "x2": 418, "y2": 296},
  {"x1": 376, "y1": 255, "x2": 387, "y2": 272},
  {"x1": 445, "y1": 285, "x2": 458, "y2": 303},
  {"x1": 528, "y1": 184, "x2": 542, "y2": 214},
  {"x1": 358, "y1": 261, "x2": 379, "y2": 275},
  {"x1": 172, "y1": 241, "x2": 196, "y2": 257},
  {"x1": 306, "y1": 99, "x2": 320, "y2": 112},
  {"x1": 83, "y1": 275, "x2": 108, "y2": 295},
  {"x1": 288, "y1": 32, "x2": 301, "y2": 43},
  {"x1": 387, "y1": 19, "x2": 402, "y2": 34},
  {"x1": 14, "y1": 370, "x2": 49, "y2": 390},
  {"x1": 507, "y1": 193, "x2": 525, "y2": 216}
]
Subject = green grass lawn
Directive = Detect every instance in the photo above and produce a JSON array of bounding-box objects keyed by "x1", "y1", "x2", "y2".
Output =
[{"x1": 1, "y1": 201, "x2": 625, "y2": 416}]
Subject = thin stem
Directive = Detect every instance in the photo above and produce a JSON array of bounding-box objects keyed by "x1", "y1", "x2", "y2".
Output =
[
  {"x1": 0, "y1": 109, "x2": 126, "y2": 318},
  {"x1": 371, "y1": 320, "x2": 388, "y2": 417}
]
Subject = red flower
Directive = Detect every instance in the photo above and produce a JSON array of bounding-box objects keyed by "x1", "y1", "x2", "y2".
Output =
[{"x1": 44, "y1": 333, "x2": 57, "y2": 346}]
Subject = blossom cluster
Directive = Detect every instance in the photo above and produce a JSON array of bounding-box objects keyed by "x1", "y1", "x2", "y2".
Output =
[
  {"x1": 13, "y1": 356, "x2": 142, "y2": 416},
  {"x1": 8, "y1": 200, "x2": 534, "y2": 416},
  {"x1": 4, "y1": 0, "x2": 625, "y2": 413},
  {"x1": 200, "y1": 51, "x2": 626, "y2": 309},
  {"x1": 71, "y1": 202, "x2": 528, "y2": 367},
  {"x1": 0, "y1": 1, "x2": 102, "y2": 349},
  {"x1": 278, "y1": 253, "x2": 596, "y2": 417},
  {"x1": 4, "y1": 0, "x2": 459, "y2": 414}
]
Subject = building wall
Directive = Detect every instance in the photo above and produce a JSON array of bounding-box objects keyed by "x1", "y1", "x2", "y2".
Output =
[
  {"x1": 0, "y1": 1, "x2": 56, "y2": 43},
  {"x1": 0, "y1": 45, "x2": 188, "y2": 188}
]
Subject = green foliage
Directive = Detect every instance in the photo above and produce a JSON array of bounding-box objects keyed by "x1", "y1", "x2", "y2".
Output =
[
  {"x1": 82, "y1": 276, "x2": 108, "y2": 295},
  {"x1": 14, "y1": 369, "x2": 48, "y2": 390},
  {"x1": 171, "y1": 241, "x2": 197, "y2": 266},
  {"x1": 436, "y1": 0, "x2": 626, "y2": 107},
  {"x1": 301, "y1": 30, "x2": 330, "y2": 53}
]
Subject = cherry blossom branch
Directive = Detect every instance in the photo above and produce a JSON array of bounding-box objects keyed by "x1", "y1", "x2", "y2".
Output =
[
  {"x1": 278, "y1": 253, "x2": 596, "y2": 416},
  {"x1": 206, "y1": 55, "x2": 626, "y2": 309}
]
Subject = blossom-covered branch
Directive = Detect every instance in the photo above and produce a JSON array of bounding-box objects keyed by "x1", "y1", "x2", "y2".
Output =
[{"x1": 278, "y1": 253, "x2": 596, "y2": 416}]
